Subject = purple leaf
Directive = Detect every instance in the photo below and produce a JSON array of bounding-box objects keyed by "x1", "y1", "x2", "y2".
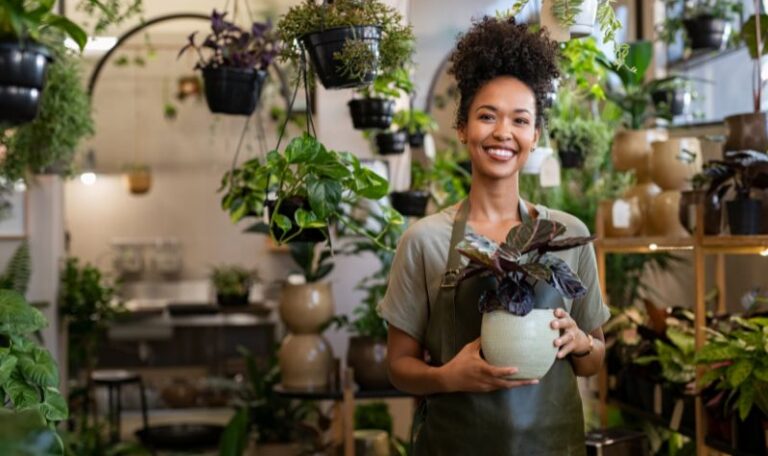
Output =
[
  {"x1": 537, "y1": 235, "x2": 595, "y2": 254},
  {"x1": 507, "y1": 219, "x2": 567, "y2": 254},
  {"x1": 520, "y1": 263, "x2": 552, "y2": 282},
  {"x1": 456, "y1": 233, "x2": 499, "y2": 270},
  {"x1": 541, "y1": 254, "x2": 587, "y2": 299},
  {"x1": 211, "y1": 9, "x2": 228, "y2": 35},
  {"x1": 478, "y1": 279, "x2": 535, "y2": 316}
]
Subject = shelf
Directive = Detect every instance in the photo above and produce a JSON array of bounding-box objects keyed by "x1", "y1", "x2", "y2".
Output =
[
  {"x1": 667, "y1": 46, "x2": 743, "y2": 72},
  {"x1": 597, "y1": 237, "x2": 694, "y2": 253},
  {"x1": 701, "y1": 235, "x2": 768, "y2": 254},
  {"x1": 609, "y1": 399, "x2": 696, "y2": 440},
  {"x1": 273, "y1": 384, "x2": 411, "y2": 401}
]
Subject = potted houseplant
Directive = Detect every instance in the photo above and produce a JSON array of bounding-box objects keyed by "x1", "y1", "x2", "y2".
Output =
[
  {"x1": 455, "y1": 219, "x2": 594, "y2": 379},
  {"x1": 210, "y1": 265, "x2": 258, "y2": 307},
  {"x1": 124, "y1": 163, "x2": 152, "y2": 195},
  {"x1": 681, "y1": 161, "x2": 733, "y2": 234},
  {"x1": 220, "y1": 133, "x2": 402, "y2": 248},
  {"x1": 348, "y1": 67, "x2": 412, "y2": 130},
  {"x1": 277, "y1": 0, "x2": 414, "y2": 90},
  {"x1": 549, "y1": 116, "x2": 611, "y2": 169},
  {"x1": 178, "y1": 10, "x2": 279, "y2": 116},
  {"x1": 393, "y1": 107, "x2": 438, "y2": 148},
  {"x1": 709, "y1": 150, "x2": 768, "y2": 234},
  {"x1": 374, "y1": 129, "x2": 407, "y2": 155},
  {"x1": 648, "y1": 75, "x2": 694, "y2": 119},
  {"x1": 0, "y1": 0, "x2": 86, "y2": 125},
  {"x1": 389, "y1": 161, "x2": 431, "y2": 217},
  {"x1": 681, "y1": 0, "x2": 742, "y2": 51}
]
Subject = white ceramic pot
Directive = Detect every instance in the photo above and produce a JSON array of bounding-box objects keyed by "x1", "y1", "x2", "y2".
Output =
[
  {"x1": 481, "y1": 309, "x2": 558, "y2": 380},
  {"x1": 540, "y1": 0, "x2": 571, "y2": 41},
  {"x1": 570, "y1": 0, "x2": 598, "y2": 37},
  {"x1": 522, "y1": 146, "x2": 554, "y2": 174}
]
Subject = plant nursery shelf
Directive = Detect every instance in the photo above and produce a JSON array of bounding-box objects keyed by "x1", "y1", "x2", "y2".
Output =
[
  {"x1": 667, "y1": 46, "x2": 742, "y2": 72},
  {"x1": 273, "y1": 385, "x2": 411, "y2": 400},
  {"x1": 700, "y1": 235, "x2": 768, "y2": 254},
  {"x1": 609, "y1": 399, "x2": 696, "y2": 440},
  {"x1": 705, "y1": 437, "x2": 760, "y2": 456},
  {"x1": 597, "y1": 237, "x2": 693, "y2": 253}
]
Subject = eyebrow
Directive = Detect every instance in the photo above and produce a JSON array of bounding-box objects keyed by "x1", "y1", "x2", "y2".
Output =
[{"x1": 474, "y1": 105, "x2": 533, "y2": 115}]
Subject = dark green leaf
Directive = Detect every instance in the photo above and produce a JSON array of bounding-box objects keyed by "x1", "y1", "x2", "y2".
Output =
[
  {"x1": 272, "y1": 213, "x2": 292, "y2": 233},
  {"x1": 285, "y1": 134, "x2": 321, "y2": 164},
  {"x1": 738, "y1": 382, "x2": 755, "y2": 421},
  {"x1": 754, "y1": 367, "x2": 768, "y2": 382},
  {"x1": 307, "y1": 176, "x2": 342, "y2": 219},
  {"x1": 742, "y1": 14, "x2": 768, "y2": 59},
  {"x1": 728, "y1": 359, "x2": 753, "y2": 388},
  {"x1": 0, "y1": 354, "x2": 18, "y2": 385},
  {"x1": 699, "y1": 367, "x2": 725, "y2": 388},
  {"x1": 18, "y1": 346, "x2": 57, "y2": 387},
  {"x1": 219, "y1": 408, "x2": 249, "y2": 456},
  {"x1": 506, "y1": 219, "x2": 566, "y2": 254},
  {"x1": 520, "y1": 263, "x2": 552, "y2": 282},
  {"x1": 38, "y1": 386, "x2": 67, "y2": 421},
  {"x1": 294, "y1": 209, "x2": 325, "y2": 229},
  {"x1": 6, "y1": 372, "x2": 39, "y2": 408},
  {"x1": 695, "y1": 344, "x2": 742, "y2": 363},
  {"x1": 43, "y1": 14, "x2": 87, "y2": 51},
  {"x1": 0, "y1": 290, "x2": 46, "y2": 336}
]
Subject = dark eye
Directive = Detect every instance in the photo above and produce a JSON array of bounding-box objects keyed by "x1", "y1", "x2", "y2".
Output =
[
  {"x1": 479, "y1": 113, "x2": 495, "y2": 121},
  {"x1": 515, "y1": 117, "x2": 531, "y2": 125}
]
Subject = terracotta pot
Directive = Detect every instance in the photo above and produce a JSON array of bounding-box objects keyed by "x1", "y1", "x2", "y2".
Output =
[
  {"x1": 347, "y1": 336, "x2": 390, "y2": 390},
  {"x1": 354, "y1": 430, "x2": 390, "y2": 456},
  {"x1": 624, "y1": 183, "x2": 661, "y2": 235},
  {"x1": 647, "y1": 191, "x2": 689, "y2": 237},
  {"x1": 279, "y1": 282, "x2": 334, "y2": 334},
  {"x1": 601, "y1": 198, "x2": 642, "y2": 237},
  {"x1": 723, "y1": 112, "x2": 768, "y2": 153},
  {"x1": 611, "y1": 129, "x2": 668, "y2": 173},
  {"x1": 481, "y1": 309, "x2": 558, "y2": 380},
  {"x1": 650, "y1": 137, "x2": 702, "y2": 191},
  {"x1": 125, "y1": 168, "x2": 151, "y2": 195},
  {"x1": 278, "y1": 333, "x2": 333, "y2": 391}
]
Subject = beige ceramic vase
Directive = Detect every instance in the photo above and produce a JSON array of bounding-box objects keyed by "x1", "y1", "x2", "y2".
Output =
[
  {"x1": 650, "y1": 138, "x2": 702, "y2": 191},
  {"x1": 600, "y1": 198, "x2": 642, "y2": 237},
  {"x1": 624, "y1": 182, "x2": 661, "y2": 235},
  {"x1": 279, "y1": 282, "x2": 334, "y2": 334},
  {"x1": 611, "y1": 129, "x2": 668, "y2": 172},
  {"x1": 647, "y1": 191, "x2": 690, "y2": 237}
]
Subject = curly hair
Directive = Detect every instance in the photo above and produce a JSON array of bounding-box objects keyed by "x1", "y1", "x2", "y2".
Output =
[{"x1": 449, "y1": 16, "x2": 560, "y2": 129}]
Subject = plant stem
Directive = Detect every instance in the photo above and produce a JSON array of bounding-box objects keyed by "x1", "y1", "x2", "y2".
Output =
[{"x1": 756, "y1": 0, "x2": 763, "y2": 113}]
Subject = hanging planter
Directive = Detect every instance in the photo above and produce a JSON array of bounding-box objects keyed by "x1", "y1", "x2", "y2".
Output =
[
  {"x1": 301, "y1": 26, "x2": 381, "y2": 89},
  {"x1": 682, "y1": 15, "x2": 729, "y2": 51},
  {"x1": 0, "y1": 41, "x2": 52, "y2": 125},
  {"x1": 558, "y1": 149, "x2": 584, "y2": 168},
  {"x1": 569, "y1": 0, "x2": 599, "y2": 38},
  {"x1": 124, "y1": 164, "x2": 152, "y2": 195},
  {"x1": 348, "y1": 97, "x2": 394, "y2": 130},
  {"x1": 390, "y1": 190, "x2": 429, "y2": 217},
  {"x1": 202, "y1": 68, "x2": 267, "y2": 115},
  {"x1": 266, "y1": 197, "x2": 328, "y2": 244},
  {"x1": 375, "y1": 130, "x2": 407, "y2": 155},
  {"x1": 393, "y1": 108, "x2": 437, "y2": 149}
]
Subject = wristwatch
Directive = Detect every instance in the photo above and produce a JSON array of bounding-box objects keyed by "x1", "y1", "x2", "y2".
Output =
[{"x1": 571, "y1": 332, "x2": 594, "y2": 358}]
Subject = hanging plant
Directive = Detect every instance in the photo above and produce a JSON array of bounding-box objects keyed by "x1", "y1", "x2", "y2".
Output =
[{"x1": 348, "y1": 68, "x2": 413, "y2": 130}]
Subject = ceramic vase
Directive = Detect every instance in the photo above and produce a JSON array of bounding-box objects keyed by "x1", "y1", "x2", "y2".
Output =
[
  {"x1": 600, "y1": 198, "x2": 643, "y2": 237},
  {"x1": 347, "y1": 336, "x2": 390, "y2": 390},
  {"x1": 650, "y1": 138, "x2": 702, "y2": 191},
  {"x1": 647, "y1": 191, "x2": 689, "y2": 237},
  {"x1": 611, "y1": 129, "x2": 668, "y2": 172}
]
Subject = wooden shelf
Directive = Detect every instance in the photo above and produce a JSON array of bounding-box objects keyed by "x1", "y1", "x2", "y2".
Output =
[
  {"x1": 701, "y1": 235, "x2": 768, "y2": 254},
  {"x1": 597, "y1": 237, "x2": 694, "y2": 253}
]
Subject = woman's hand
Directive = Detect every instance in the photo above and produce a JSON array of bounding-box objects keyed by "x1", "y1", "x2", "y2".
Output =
[
  {"x1": 551, "y1": 308, "x2": 589, "y2": 359},
  {"x1": 440, "y1": 338, "x2": 539, "y2": 393}
]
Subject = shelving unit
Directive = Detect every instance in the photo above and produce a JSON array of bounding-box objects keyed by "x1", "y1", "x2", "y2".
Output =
[{"x1": 595, "y1": 204, "x2": 768, "y2": 455}]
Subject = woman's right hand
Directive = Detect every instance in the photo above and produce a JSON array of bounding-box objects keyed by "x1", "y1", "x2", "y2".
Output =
[{"x1": 439, "y1": 338, "x2": 539, "y2": 393}]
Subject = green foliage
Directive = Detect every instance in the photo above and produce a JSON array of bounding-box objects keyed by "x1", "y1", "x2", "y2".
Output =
[
  {"x1": 0, "y1": 408, "x2": 63, "y2": 455},
  {"x1": 742, "y1": 14, "x2": 768, "y2": 59},
  {"x1": 549, "y1": 116, "x2": 611, "y2": 157},
  {"x1": 62, "y1": 419, "x2": 150, "y2": 456},
  {"x1": 635, "y1": 325, "x2": 697, "y2": 385},
  {"x1": 393, "y1": 109, "x2": 438, "y2": 135},
  {"x1": 74, "y1": 0, "x2": 143, "y2": 34},
  {"x1": 355, "y1": 402, "x2": 392, "y2": 434},
  {"x1": 335, "y1": 37, "x2": 377, "y2": 81},
  {"x1": 210, "y1": 265, "x2": 257, "y2": 296},
  {"x1": 357, "y1": 67, "x2": 413, "y2": 99},
  {"x1": 558, "y1": 37, "x2": 608, "y2": 100},
  {"x1": 0, "y1": 0, "x2": 87, "y2": 50},
  {"x1": 288, "y1": 242, "x2": 334, "y2": 283},
  {"x1": 1, "y1": 47, "x2": 94, "y2": 181},
  {"x1": 0, "y1": 241, "x2": 30, "y2": 295},
  {"x1": 220, "y1": 133, "x2": 404, "y2": 249},
  {"x1": 597, "y1": 40, "x2": 656, "y2": 129},
  {"x1": 657, "y1": 0, "x2": 742, "y2": 46}
]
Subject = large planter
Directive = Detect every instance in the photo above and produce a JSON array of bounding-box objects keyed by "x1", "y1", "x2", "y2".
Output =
[
  {"x1": 727, "y1": 198, "x2": 763, "y2": 235},
  {"x1": 348, "y1": 98, "x2": 394, "y2": 130},
  {"x1": 279, "y1": 282, "x2": 334, "y2": 334},
  {"x1": 569, "y1": 0, "x2": 598, "y2": 38},
  {"x1": 558, "y1": 149, "x2": 584, "y2": 169},
  {"x1": 0, "y1": 41, "x2": 52, "y2": 125},
  {"x1": 683, "y1": 15, "x2": 729, "y2": 51},
  {"x1": 202, "y1": 67, "x2": 267, "y2": 116},
  {"x1": 390, "y1": 190, "x2": 429, "y2": 217},
  {"x1": 480, "y1": 309, "x2": 558, "y2": 380},
  {"x1": 611, "y1": 130, "x2": 668, "y2": 173},
  {"x1": 650, "y1": 137, "x2": 702, "y2": 191},
  {"x1": 266, "y1": 198, "x2": 327, "y2": 244},
  {"x1": 651, "y1": 88, "x2": 690, "y2": 117},
  {"x1": 648, "y1": 191, "x2": 690, "y2": 237},
  {"x1": 624, "y1": 182, "x2": 661, "y2": 235},
  {"x1": 125, "y1": 167, "x2": 152, "y2": 195},
  {"x1": 347, "y1": 336, "x2": 390, "y2": 390},
  {"x1": 301, "y1": 26, "x2": 381, "y2": 90},
  {"x1": 375, "y1": 131, "x2": 407, "y2": 155},
  {"x1": 601, "y1": 198, "x2": 642, "y2": 237},
  {"x1": 723, "y1": 112, "x2": 768, "y2": 153}
]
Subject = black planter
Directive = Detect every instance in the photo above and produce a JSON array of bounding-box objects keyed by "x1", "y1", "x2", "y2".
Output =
[
  {"x1": 558, "y1": 149, "x2": 584, "y2": 169},
  {"x1": 390, "y1": 191, "x2": 429, "y2": 217},
  {"x1": 651, "y1": 88, "x2": 689, "y2": 117},
  {"x1": 347, "y1": 336, "x2": 391, "y2": 390},
  {"x1": 683, "y1": 15, "x2": 729, "y2": 51},
  {"x1": 408, "y1": 131, "x2": 425, "y2": 148},
  {"x1": 375, "y1": 130, "x2": 407, "y2": 155},
  {"x1": 216, "y1": 293, "x2": 249, "y2": 307},
  {"x1": 301, "y1": 26, "x2": 381, "y2": 90},
  {"x1": 0, "y1": 41, "x2": 52, "y2": 125},
  {"x1": 727, "y1": 198, "x2": 763, "y2": 235},
  {"x1": 733, "y1": 409, "x2": 768, "y2": 454},
  {"x1": 202, "y1": 67, "x2": 266, "y2": 115},
  {"x1": 661, "y1": 387, "x2": 696, "y2": 432},
  {"x1": 348, "y1": 98, "x2": 394, "y2": 130},
  {"x1": 266, "y1": 198, "x2": 327, "y2": 243}
]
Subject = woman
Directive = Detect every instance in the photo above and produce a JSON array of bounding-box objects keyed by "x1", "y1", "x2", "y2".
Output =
[{"x1": 377, "y1": 17, "x2": 610, "y2": 455}]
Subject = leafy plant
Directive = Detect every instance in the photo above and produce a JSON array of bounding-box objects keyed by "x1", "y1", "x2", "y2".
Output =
[
  {"x1": 356, "y1": 67, "x2": 413, "y2": 99},
  {"x1": 0, "y1": 47, "x2": 94, "y2": 181},
  {"x1": 276, "y1": 0, "x2": 414, "y2": 85},
  {"x1": 701, "y1": 150, "x2": 768, "y2": 200},
  {"x1": 178, "y1": 9, "x2": 279, "y2": 71},
  {"x1": 355, "y1": 402, "x2": 392, "y2": 434},
  {"x1": 456, "y1": 219, "x2": 594, "y2": 316},
  {"x1": 393, "y1": 108, "x2": 438, "y2": 136},
  {"x1": 210, "y1": 265, "x2": 257, "y2": 296},
  {"x1": 657, "y1": 0, "x2": 742, "y2": 47},
  {"x1": 288, "y1": 242, "x2": 334, "y2": 283},
  {"x1": 0, "y1": 241, "x2": 29, "y2": 295},
  {"x1": 597, "y1": 40, "x2": 656, "y2": 129},
  {"x1": 549, "y1": 116, "x2": 611, "y2": 158},
  {"x1": 740, "y1": 4, "x2": 768, "y2": 113},
  {"x1": 74, "y1": 0, "x2": 143, "y2": 34},
  {"x1": 0, "y1": 408, "x2": 63, "y2": 455},
  {"x1": 635, "y1": 324, "x2": 697, "y2": 386},
  {"x1": 0, "y1": 0, "x2": 86, "y2": 50},
  {"x1": 558, "y1": 36, "x2": 609, "y2": 100}
]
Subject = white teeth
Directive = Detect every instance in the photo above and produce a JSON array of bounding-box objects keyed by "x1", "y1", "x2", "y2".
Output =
[{"x1": 486, "y1": 148, "x2": 514, "y2": 159}]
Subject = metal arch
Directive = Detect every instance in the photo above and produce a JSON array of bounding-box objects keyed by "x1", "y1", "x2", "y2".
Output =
[{"x1": 87, "y1": 13, "x2": 210, "y2": 97}]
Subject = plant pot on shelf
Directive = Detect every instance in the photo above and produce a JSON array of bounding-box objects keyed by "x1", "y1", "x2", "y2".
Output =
[
  {"x1": 727, "y1": 197, "x2": 763, "y2": 235},
  {"x1": 0, "y1": 41, "x2": 52, "y2": 125},
  {"x1": 624, "y1": 181, "x2": 661, "y2": 235},
  {"x1": 202, "y1": 67, "x2": 266, "y2": 116},
  {"x1": 558, "y1": 149, "x2": 584, "y2": 169},
  {"x1": 569, "y1": 0, "x2": 599, "y2": 38},
  {"x1": 682, "y1": 15, "x2": 730, "y2": 51},
  {"x1": 408, "y1": 130, "x2": 425, "y2": 148},
  {"x1": 600, "y1": 198, "x2": 642, "y2": 237},
  {"x1": 375, "y1": 131, "x2": 407, "y2": 155},
  {"x1": 125, "y1": 167, "x2": 152, "y2": 195},
  {"x1": 611, "y1": 129, "x2": 668, "y2": 173},
  {"x1": 301, "y1": 26, "x2": 381, "y2": 90},
  {"x1": 723, "y1": 112, "x2": 768, "y2": 153},
  {"x1": 648, "y1": 191, "x2": 690, "y2": 237},
  {"x1": 481, "y1": 309, "x2": 558, "y2": 380},
  {"x1": 346, "y1": 336, "x2": 390, "y2": 390},
  {"x1": 390, "y1": 190, "x2": 429, "y2": 217},
  {"x1": 650, "y1": 137, "x2": 702, "y2": 191},
  {"x1": 216, "y1": 293, "x2": 249, "y2": 307},
  {"x1": 348, "y1": 98, "x2": 395, "y2": 130},
  {"x1": 651, "y1": 88, "x2": 690, "y2": 117},
  {"x1": 266, "y1": 198, "x2": 327, "y2": 244}
]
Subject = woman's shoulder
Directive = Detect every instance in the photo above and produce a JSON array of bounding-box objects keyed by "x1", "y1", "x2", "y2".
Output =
[
  {"x1": 534, "y1": 204, "x2": 591, "y2": 237},
  {"x1": 397, "y1": 205, "x2": 456, "y2": 248}
]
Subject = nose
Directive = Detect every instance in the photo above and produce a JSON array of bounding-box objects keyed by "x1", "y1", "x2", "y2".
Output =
[{"x1": 492, "y1": 119, "x2": 513, "y2": 141}]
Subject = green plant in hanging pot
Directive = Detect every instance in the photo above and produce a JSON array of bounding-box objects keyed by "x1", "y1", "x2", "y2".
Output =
[
  {"x1": 178, "y1": 9, "x2": 279, "y2": 116},
  {"x1": 550, "y1": 116, "x2": 611, "y2": 169},
  {"x1": 348, "y1": 67, "x2": 413, "y2": 130},
  {"x1": 210, "y1": 265, "x2": 258, "y2": 307},
  {"x1": 389, "y1": 160, "x2": 431, "y2": 218},
  {"x1": 277, "y1": 0, "x2": 414, "y2": 89},
  {"x1": 393, "y1": 107, "x2": 438, "y2": 148}
]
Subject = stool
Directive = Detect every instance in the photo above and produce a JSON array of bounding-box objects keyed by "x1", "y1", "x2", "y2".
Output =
[
  {"x1": 586, "y1": 428, "x2": 649, "y2": 456},
  {"x1": 91, "y1": 369, "x2": 149, "y2": 443}
]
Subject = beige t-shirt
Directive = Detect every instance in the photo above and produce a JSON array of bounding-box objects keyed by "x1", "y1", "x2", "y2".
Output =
[{"x1": 378, "y1": 204, "x2": 610, "y2": 346}]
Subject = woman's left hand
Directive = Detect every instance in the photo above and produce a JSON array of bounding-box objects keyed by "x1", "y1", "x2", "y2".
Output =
[{"x1": 551, "y1": 308, "x2": 587, "y2": 359}]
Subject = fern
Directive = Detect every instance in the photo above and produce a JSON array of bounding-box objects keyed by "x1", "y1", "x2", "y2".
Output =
[{"x1": 0, "y1": 241, "x2": 31, "y2": 295}]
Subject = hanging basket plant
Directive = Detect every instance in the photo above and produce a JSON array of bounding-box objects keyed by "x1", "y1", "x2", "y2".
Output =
[
  {"x1": 178, "y1": 10, "x2": 279, "y2": 116},
  {"x1": 375, "y1": 130, "x2": 407, "y2": 155},
  {"x1": 277, "y1": 0, "x2": 414, "y2": 90},
  {"x1": 393, "y1": 107, "x2": 438, "y2": 148},
  {"x1": 348, "y1": 68, "x2": 413, "y2": 130}
]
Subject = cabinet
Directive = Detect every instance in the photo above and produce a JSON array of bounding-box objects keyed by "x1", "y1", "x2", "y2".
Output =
[{"x1": 595, "y1": 204, "x2": 768, "y2": 455}]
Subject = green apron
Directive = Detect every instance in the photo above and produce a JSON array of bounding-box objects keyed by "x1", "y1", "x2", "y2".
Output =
[{"x1": 412, "y1": 199, "x2": 586, "y2": 456}]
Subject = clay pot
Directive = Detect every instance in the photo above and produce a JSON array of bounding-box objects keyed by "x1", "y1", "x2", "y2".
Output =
[
  {"x1": 612, "y1": 130, "x2": 668, "y2": 173},
  {"x1": 279, "y1": 282, "x2": 334, "y2": 334},
  {"x1": 647, "y1": 191, "x2": 689, "y2": 237},
  {"x1": 347, "y1": 336, "x2": 390, "y2": 390},
  {"x1": 124, "y1": 167, "x2": 152, "y2": 195},
  {"x1": 481, "y1": 309, "x2": 558, "y2": 380},
  {"x1": 650, "y1": 137, "x2": 702, "y2": 191},
  {"x1": 278, "y1": 334, "x2": 333, "y2": 391},
  {"x1": 354, "y1": 430, "x2": 390, "y2": 456},
  {"x1": 624, "y1": 182, "x2": 661, "y2": 235},
  {"x1": 723, "y1": 112, "x2": 768, "y2": 153},
  {"x1": 601, "y1": 198, "x2": 643, "y2": 237}
]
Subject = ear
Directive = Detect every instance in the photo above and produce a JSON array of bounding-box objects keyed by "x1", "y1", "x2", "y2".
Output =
[
  {"x1": 532, "y1": 127, "x2": 541, "y2": 149},
  {"x1": 457, "y1": 124, "x2": 467, "y2": 144}
]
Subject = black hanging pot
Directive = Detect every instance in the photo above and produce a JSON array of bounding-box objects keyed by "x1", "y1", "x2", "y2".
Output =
[
  {"x1": 682, "y1": 15, "x2": 729, "y2": 51},
  {"x1": 726, "y1": 197, "x2": 763, "y2": 235},
  {"x1": 0, "y1": 41, "x2": 52, "y2": 125},
  {"x1": 390, "y1": 190, "x2": 429, "y2": 217},
  {"x1": 651, "y1": 88, "x2": 689, "y2": 117},
  {"x1": 348, "y1": 98, "x2": 394, "y2": 130},
  {"x1": 302, "y1": 26, "x2": 381, "y2": 89},
  {"x1": 266, "y1": 197, "x2": 327, "y2": 243},
  {"x1": 408, "y1": 130, "x2": 425, "y2": 148},
  {"x1": 558, "y1": 149, "x2": 584, "y2": 169},
  {"x1": 202, "y1": 67, "x2": 267, "y2": 115},
  {"x1": 375, "y1": 130, "x2": 407, "y2": 155}
]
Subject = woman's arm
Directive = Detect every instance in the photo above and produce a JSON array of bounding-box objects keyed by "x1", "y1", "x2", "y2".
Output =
[
  {"x1": 387, "y1": 324, "x2": 539, "y2": 395},
  {"x1": 551, "y1": 308, "x2": 606, "y2": 377}
]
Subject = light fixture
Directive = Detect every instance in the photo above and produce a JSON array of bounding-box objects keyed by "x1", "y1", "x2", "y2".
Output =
[
  {"x1": 648, "y1": 243, "x2": 659, "y2": 251},
  {"x1": 760, "y1": 248, "x2": 768, "y2": 257},
  {"x1": 65, "y1": 36, "x2": 118, "y2": 56},
  {"x1": 80, "y1": 150, "x2": 97, "y2": 186}
]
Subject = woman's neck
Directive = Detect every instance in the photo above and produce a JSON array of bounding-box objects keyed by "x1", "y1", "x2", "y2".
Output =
[{"x1": 467, "y1": 174, "x2": 521, "y2": 223}]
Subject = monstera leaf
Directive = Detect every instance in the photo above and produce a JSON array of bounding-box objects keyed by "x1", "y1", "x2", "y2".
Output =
[
  {"x1": 506, "y1": 219, "x2": 566, "y2": 254},
  {"x1": 478, "y1": 279, "x2": 535, "y2": 316},
  {"x1": 541, "y1": 255, "x2": 588, "y2": 299},
  {"x1": 456, "y1": 233, "x2": 500, "y2": 270}
]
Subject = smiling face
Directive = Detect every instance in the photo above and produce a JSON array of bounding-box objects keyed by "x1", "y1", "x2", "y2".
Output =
[{"x1": 458, "y1": 76, "x2": 540, "y2": 182}]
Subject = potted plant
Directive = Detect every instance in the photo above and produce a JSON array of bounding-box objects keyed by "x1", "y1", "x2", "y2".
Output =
[
  {"x1": 550, "y1": 116, "x2": 611, "y2": 169},
  {"x1": 210, "y1": 265, "x2": 258, "y2": 307},
  {"x1": 681, "y1": 161, "x2": 733, "y2": 234},
  {"x1": 706, "y1": 150, "x2": 768, "y2": 234},
  {"x1": 220, "y1": 133, "x2": 403, "y2": 248},
  {"x1": 124, "y1": 163, "x2": 152, "y2": 195},
  {"x1": 723, "y1": 5, "x2": 768, "y2": 152},
  {"x1": 648, "y1": 76, "x2": 694, "y2": 119},
  {"x1": 389, "y1": 161, "x2": 431, "y2": 217},
  {"x1": 0, "y1": 0, "x2": 86, "y2": 125},
  {"x1": 348, "y1": 67, "x2": 412, "y2": 130},
  {"x1": 681, "y1": 0, "x2": 742, "y2": 51},
  {"x1": 277, "y1": 0, "x2": 414, "y2": 90},
  {"x1": 393, "y1": 107, "x2": 438, "y2": 148},
  {"x1": 455, "y1": 219, "x2": 594, "y2": 379},
  {"x1": 374, "y1": 129, "x2": 407, "y2": 155},
  {"x1": 178, "y1": 10, "x2": 278, "y2": 116}
]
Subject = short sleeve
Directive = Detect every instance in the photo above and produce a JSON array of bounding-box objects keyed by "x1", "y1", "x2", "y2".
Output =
[
  {"x1": 570, "y1": 242, "x2": 610, "y2": 333},
  {"x1": 377, "y1": 227, "x2": 429, "y2": 345}
]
